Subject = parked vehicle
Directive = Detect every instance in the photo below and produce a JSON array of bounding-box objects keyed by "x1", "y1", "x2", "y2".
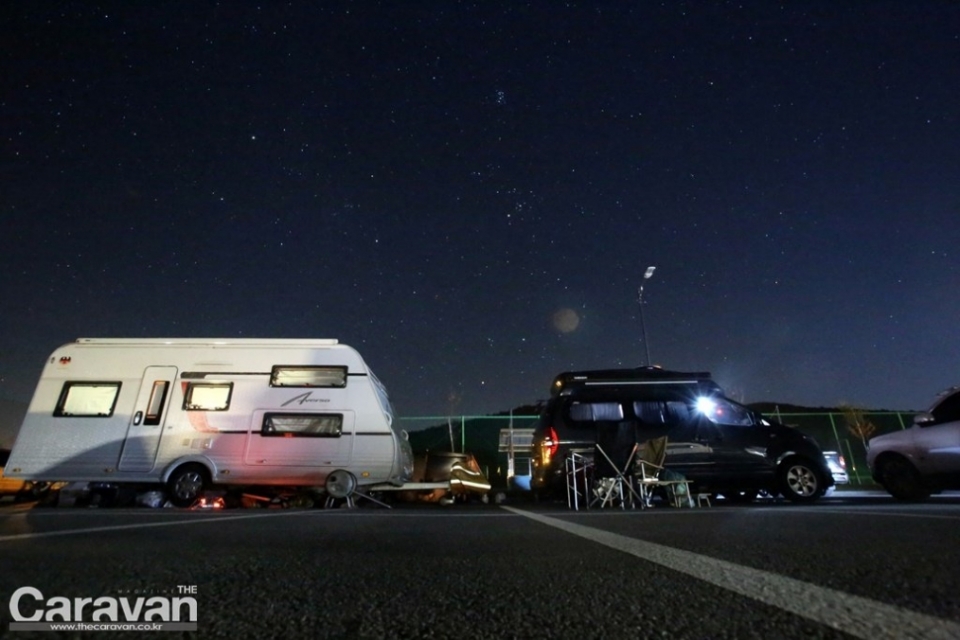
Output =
[
  {"x1": 824, "y1": 451, "x2": 849, "y2": 485},
  {"x1": 0, "y1": 449, "x2": 43, "y2": 502},
  {"x1": 867, "y1": 386, "x2": 960, "y2": 501},
  {"x1": 4, "y1": 338, "x2": 414, "y2": 506},
  {"x1": 530, "y1": 367, "x2": 834, "y2": 503},
  {"x1": 395, "y1": 452, "x2": 491, "y2": 504}
]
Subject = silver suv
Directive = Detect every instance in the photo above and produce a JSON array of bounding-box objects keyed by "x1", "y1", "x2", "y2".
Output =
[{"x1": 867, "y1": 387, "x2": 960, "y2": 501}]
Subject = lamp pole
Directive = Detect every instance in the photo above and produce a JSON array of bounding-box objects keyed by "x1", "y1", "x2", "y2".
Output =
[{"x1": 637, "y1": 265, "x2": 656, "y2": 366}]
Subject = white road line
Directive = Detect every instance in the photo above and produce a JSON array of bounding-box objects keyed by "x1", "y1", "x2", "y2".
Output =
[
  {"x1": 0, "y1": 511, "x2": 312, "y2": 543},
  {"x1": 503, "y1": 506, "x2": 960, "y2": 640}
]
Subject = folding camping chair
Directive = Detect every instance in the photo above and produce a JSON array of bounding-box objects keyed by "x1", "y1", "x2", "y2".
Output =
[
  {"x1": 634, "y1": 435, "x2": 668, "y2": 508},
  {"x1": 565, "y1": 451, "x2": 593, "y2": 511},
  {"x1": 591, "y1": 422, "x2": 643, "y2": 509}
]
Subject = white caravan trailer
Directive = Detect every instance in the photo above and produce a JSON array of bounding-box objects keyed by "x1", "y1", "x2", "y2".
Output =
[{"x1": 5, "y1": 338, "x2": 414, "y2": 506}]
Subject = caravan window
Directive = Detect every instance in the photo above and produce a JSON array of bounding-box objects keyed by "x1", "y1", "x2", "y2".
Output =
[
  {"x1": 144, "y1": 381, "x2": 170, "y2": 425},
  {"x1": 270, "y1": 366, "x2": 347, "y2": 388},
  {"x1": 54, "y1": 382, "x2": 122, "y2": 417},
  {"x1": 261, "y1": 413, "x2": 343, "y2": 437},
  {"x1": 183, "y1": 383, "x2": 233, "y2": 411}
]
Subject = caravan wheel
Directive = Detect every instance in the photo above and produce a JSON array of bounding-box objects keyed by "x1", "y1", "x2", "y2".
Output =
[
  {"x1": 167, "y1": 464, "x2": 208, "y2": 507},
  {"x1": 325, "y1": 470, "x2": 357, "y2": 499}
]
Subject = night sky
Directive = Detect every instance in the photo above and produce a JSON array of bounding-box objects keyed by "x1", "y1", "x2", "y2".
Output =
[{"x1": 2, "y1": 2, "x2": 959, "y2": 436}]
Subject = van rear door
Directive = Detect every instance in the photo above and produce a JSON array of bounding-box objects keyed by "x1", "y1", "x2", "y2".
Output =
[{"x1": 118, "y1": 366, "x2": 178, "y2": 472}]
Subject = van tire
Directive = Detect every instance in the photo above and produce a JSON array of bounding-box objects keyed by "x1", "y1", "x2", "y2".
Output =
[
  {"x1": 167, "y1": 464, "x2": 208, "y2": 507},
  {"x1": 778, "y1": 457, "x2": 823, "y2": 503}
]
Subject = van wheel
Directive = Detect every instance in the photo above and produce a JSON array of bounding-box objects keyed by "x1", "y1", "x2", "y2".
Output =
[
  {"x1": 167, "y1": 464, "x2": 208, "y2": 507},
  {"x1": 778, "y1": 457, "x2": 823, "y2": 503},
  {"x1": 879, "y1": 456, "x2": 930, "y2": 502}
]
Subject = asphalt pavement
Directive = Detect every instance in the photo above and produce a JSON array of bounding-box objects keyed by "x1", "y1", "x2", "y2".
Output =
[{"x1": 1, "y1": 490, "x2": 960, "y2": 638}]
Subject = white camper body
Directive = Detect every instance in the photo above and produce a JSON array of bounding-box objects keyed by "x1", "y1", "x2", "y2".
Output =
[{"x1": 6, "y1": 338, "x2": 414, "y2": 505}]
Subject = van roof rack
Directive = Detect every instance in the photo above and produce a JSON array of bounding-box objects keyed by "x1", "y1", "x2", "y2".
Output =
[{"x1": 550, "y1": 367, "x2": 716, "y2": 395}]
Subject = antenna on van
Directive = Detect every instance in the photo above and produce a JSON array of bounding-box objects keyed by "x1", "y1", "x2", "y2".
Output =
[{"x1": 638, "y1": 265, "x2": 657, "y2": 366}]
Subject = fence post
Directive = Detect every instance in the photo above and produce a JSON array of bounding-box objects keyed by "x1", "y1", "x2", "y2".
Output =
[
  {"x1": 842, "y1": 438, "x2": 862, "y2": 485},
  {"x1": 897, "y1": 412, "x2": 907, "y2": 430},
  {"x1": 827, "y1": 413, "x2": 842, "y2": 454}
]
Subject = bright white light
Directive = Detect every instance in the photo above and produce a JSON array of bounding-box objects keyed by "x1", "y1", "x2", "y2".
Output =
[
  {"x1": 696, "y1": 397, "x2": 716, "y2": 416},
  {"x1": 644, "y1": 266, "x2": 657, "y2": 279}
]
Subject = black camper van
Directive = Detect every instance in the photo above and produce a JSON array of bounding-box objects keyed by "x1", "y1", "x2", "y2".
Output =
[{"x1": 530, "y1": 367, "x2": 833, "y2": 503}]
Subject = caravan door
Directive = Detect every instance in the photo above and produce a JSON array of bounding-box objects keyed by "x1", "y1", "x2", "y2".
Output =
[{"x1": 118, "y1": 366, "x2": 178, "y2": 472}]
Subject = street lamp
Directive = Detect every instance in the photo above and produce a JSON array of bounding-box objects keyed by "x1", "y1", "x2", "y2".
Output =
[{"x1": 637, "y1": 266, "x2": 656, "y2": 366}]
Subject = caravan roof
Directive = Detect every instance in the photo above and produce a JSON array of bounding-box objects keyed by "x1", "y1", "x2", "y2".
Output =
[
  {"x1": 74, "y1": 338, "x2": 340, "y2": 347},
  {"x1": 53, "y1": 339, "x2": 370, "y2": 373}
]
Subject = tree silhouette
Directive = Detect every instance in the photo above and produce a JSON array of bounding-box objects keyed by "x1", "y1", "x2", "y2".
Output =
[{"x1": 841, "y1": 405, "x2": 876, "y2": 453}]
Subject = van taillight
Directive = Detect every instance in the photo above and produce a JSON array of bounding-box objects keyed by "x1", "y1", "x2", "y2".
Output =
[{"x1": 540, "y1": 427, "x2": 559, "y2": 465}]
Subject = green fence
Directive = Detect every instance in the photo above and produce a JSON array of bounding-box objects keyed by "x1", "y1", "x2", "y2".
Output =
[
  {"x1": 399, "y1": 411, "x2": 917, "y2": 490},
  {"x1": 400, "y1": 415, "x2": 540, "y2": 491},
  {"x1": 763, "y1": 411, "x2": 912, "y2": 484}
]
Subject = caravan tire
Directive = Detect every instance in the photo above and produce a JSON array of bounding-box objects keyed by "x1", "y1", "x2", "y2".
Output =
[{"x1": 167, "y1": 464, "x2": 208, "y2": 507}]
